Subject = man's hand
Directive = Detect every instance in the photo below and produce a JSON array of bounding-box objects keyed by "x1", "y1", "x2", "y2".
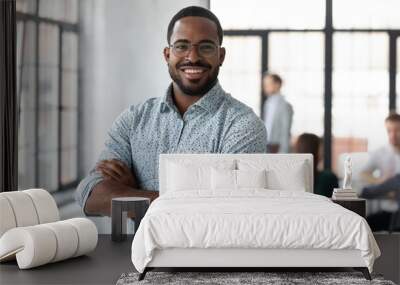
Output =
[{"x1": 96, "y1": 159, "x2": 138, "y2": 188}]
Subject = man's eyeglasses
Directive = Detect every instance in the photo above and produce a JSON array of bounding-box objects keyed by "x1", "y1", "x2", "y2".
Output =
[{"x1": 169, "y1": 42, "x2": 219, "y2": 58}]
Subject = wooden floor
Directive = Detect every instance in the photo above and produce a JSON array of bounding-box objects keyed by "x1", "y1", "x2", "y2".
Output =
[
  {"x1": 0, "y1": 235, "x2": 134, "y2": 285},
  {"x1": 0, "y1": 233, "x2": 398, "y2": 284}
]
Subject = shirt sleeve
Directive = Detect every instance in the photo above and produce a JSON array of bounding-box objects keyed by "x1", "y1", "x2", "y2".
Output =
[
  {"x1": 75, "y1": 107, "x2": 134, "y2": 211},
  {"x1": 361, "y1": 174, "x2": 400, "y2": 199},
  {"x1": 220, "y1": 112, "x2": 268, "y2": 154},
  {"x1": 362, "y1": 149, "x2": 379, "y2": 174}
]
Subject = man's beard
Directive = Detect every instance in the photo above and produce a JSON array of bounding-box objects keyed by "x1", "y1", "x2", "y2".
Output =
[{"x1": 168, "y1": 61, "x2": 219, "y2": 96}]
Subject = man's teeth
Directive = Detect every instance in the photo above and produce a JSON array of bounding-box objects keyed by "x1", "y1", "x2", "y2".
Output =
[{"x1": 183, "y1": 69, "x2": 204, "y2": 74}]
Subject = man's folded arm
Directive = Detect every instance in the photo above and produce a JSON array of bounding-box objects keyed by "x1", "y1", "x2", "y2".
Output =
[
  {"x1": 75, "y1": 106, "x2": 157, "y2": 216},
  {"x1": 83, "y1": 180, "x2": 158, "y2": 216}
]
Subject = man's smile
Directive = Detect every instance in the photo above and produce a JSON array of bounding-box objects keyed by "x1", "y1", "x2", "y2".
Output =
[{"x1": 179, "y1": 66, "x2": 209, "y2": 80}]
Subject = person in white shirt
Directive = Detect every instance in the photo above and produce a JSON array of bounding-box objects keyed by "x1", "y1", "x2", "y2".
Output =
[
  {"x1": 262, "y1": 73, "x2": 293, "y2": 153},
  {"x1": 361, "y1": 113, "x2": 400, "y2": 185},
  {"x1": 361, "y1": 112, "x2": 400, "y2": 231}
]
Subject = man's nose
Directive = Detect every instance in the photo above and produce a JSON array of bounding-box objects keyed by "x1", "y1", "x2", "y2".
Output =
[{"x1": 185, "y1": 46, "x2": 201, "y2": 62}]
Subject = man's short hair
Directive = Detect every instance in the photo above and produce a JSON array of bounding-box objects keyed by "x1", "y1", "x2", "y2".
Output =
[
  {"x1": 385, "y1": 112, "x2": 400, "y2": 123},
  {"x1": 262, "y1": 72, "x2": 283, "y2": 86},
  {"x1": 167, "y1": 6, "x2": 223, "y2": 45}
]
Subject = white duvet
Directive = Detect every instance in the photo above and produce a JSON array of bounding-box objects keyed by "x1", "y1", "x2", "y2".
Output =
[{"x1": 131, "y1": 190, "x2": 380, "y2": 273}]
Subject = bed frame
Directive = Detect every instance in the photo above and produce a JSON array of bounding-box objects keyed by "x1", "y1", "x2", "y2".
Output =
[
  {"x1": 138, "y1": 154, "x2": 372, "y2": 281},
  {"x1": 139, "y1": 248, "x2": 371, "y2": 280}
]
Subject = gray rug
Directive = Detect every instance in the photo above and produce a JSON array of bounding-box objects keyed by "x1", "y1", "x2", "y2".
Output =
[{"x1": 116, "y1": 272, "x2": 396, "y2": 285}]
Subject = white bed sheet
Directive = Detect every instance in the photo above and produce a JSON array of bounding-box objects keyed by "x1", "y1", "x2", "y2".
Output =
[{"x1": 131, "y1": 190, "x2": 380, "y2": 273}]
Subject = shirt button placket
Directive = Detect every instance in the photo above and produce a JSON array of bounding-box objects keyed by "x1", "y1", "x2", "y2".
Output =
[{"x1": 171, "y1": 115, "x2": 185, "y2": 152}]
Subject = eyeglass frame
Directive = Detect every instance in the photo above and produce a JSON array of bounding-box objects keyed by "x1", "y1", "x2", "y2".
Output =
[{"x1": 168, "y1": 40, "x2": 221, "y2": 58}]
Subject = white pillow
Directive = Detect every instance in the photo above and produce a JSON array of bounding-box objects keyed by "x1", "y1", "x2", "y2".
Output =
[
  {"x1": 211, "y1": 168, "x2": 236, "y2": 190},
  {"x1": 166, "y1": 159, "x2": 235, "y2": 192},
  {"x1": 211, "y1": 168, "x2": 267, "y2": 190},
  {"x1": 237, "y1": 159, "x2": 309, "y2": 191},
  {"x1": 236, "y1": 169, "x2": 267, "y2": 189}
]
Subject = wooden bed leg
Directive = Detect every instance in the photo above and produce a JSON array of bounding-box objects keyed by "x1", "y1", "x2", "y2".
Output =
[
  {"x1": 354, "y1": 267, "x2": 371, "y2": 280},
  {"x1": 138, "y1": 268, "x2": 148, "y2": 281}
]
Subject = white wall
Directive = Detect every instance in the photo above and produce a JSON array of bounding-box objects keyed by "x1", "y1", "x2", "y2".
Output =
[{"x1": 79, "y1": 0, "x2": 209, "y2": 175}]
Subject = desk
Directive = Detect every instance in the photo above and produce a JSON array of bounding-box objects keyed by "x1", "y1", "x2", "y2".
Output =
[{"x1": 0, "y1": 235, "x2": 133, "y2": 285}]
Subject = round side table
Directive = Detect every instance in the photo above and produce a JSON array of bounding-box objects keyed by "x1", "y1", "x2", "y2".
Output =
[{"x1": 111, "y1": 197, "x2": 150, "y2": 242}]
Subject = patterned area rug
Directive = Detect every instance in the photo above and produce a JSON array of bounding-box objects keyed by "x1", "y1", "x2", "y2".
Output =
[{"x1": 116, "y1": 271, "x2": 396, "y2": 285}]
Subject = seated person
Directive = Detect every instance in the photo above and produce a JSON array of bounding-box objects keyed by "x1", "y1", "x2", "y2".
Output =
[
  {"x1": 360, "y1": 174, "x2": 400, "y2": 231},
  {"x1": 75, "y1": 6, "x2": 267, "y2": 217},
  {"x1": 361, "y1": 113, "x2": 400, "y2": 185},
  {"x1": 360, "y1": 113, "x2": 400, "y2": 231},
  {"x1": 294, "y1": 133, "x2": 338, "y2": 197},
  {"x1": 361, "y1": 174, "x2": 400, "y2": 200}
]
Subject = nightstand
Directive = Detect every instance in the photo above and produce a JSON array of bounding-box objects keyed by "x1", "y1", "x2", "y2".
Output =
[
  {"x1": 111, "y1": 197, "x2": 150, "y2": 242},
  {"x1": 331, "y1": 198, "x2": 366, "y2": 218}
]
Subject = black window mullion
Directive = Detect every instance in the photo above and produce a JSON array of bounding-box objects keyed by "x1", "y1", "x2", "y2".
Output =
[
  {"x1": 17, "y1": 20, "x2": 25, "y2": 122},
  {"x1": 389, "y1": 32, "x2": 397, "y2": 112},
  {"x1": 323, "y1": 0, "x2": 333, "y2": 170}
]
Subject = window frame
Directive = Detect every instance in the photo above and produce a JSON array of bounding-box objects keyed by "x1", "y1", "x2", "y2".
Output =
[
  {"x1": 16, "y1": 1, "x2": 80, "y2": 192},
  {"x1": 217, "y1": 0, "x2": 399, "y2": 170}
]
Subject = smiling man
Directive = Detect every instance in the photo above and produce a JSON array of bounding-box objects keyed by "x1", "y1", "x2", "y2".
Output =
[{"x1": 75, "y1": 6, "x2": 267, "y2": 216}]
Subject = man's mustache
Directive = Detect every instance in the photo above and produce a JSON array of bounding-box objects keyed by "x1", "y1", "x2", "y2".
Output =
[{"x1": 177, "y1": 61, "x2": 211, "y2": 69}]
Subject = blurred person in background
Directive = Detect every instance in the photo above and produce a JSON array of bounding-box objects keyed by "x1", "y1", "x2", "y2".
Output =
[
  {"x1": 360, "y1": 113, "x2": 400, "y2": 231},
  {"x1": 360, "y1": 174, "x2": 400, "y2": 231},
  {"x1": 294, "y1": 133, "x2": 338, "y2": 197},
  {"x1": 262, "y1": 72, "x2": 293, "y2": 153},
  {"x1": 361, "y1": 113, "x2": 400, "y2": 185}
]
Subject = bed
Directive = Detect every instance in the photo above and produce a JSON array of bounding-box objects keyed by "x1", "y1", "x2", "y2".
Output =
[{"x1": 131, "y1": 154, "x2": 380, "y2": 280}]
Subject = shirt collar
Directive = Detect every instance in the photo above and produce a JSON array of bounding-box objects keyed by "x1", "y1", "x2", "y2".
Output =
[
  {"x1": 160, "y1": 81, "x2": 226, "y2": 114},
  {"x1": 268, "y1": 93, "x2": 282, "y2": 100},
  {"x1": 388, "y1": 144, "x2": 400, "y2": 155},
  {"x1": 160, "y1": 84, "x2": 176, "y2": 113}
]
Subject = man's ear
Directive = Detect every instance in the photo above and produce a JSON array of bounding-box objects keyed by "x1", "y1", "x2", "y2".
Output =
[
  {"x1": 219, "y1": 47, "x2": 226, "y2": 66},
  {"x1": 163, "y1": 47, "x2": 170, "y2": 63}
]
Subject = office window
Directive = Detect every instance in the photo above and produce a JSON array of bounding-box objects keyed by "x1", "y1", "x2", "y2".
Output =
[
  {"x1": 218, "y1": 36, "x2": 262, "y2": 116},
  {"x1": 16, "y1": 0, "x2": 37, "y2": 14},
  {"x1": 38, "y1": 23, "x2": 59, "y2": 191},
  {"x1": 61, "y1": 32, "x2": 79, "y2": 185},
  {"x1": 39, "y1": 0, "x2": 78, "y2": 23},
  {"x1": 17, "y1": 0, "x2": 79, "y2": 192},
  {"x1": 269, "y1": 32, "x2": 325, "y2": 139},
  {"x1": 212, "y1": 0, "x2": 398, "y2": 168},
  {"x1": 18, "y1": 21, "x2": 36, "y2": 189},
  {"x1": 211, "y1": 0, "x2": 325, "y2": 30},
  {"x1": 333, "y1": 0, "x2": 400, "y2": 29},
  {"x1": 332, "y1": 33, "x2": 389, "y2": 170}
]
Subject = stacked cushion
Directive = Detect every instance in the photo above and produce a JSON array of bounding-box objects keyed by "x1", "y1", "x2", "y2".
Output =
[
  {"x1": 0, "y1": 189, "x2": 97, "y2": 269},
  {"x1": 0, "y1": 189, "x2": 59, "y2": 236},
  {"x1": 0, "y1": 218, "x2": 97, "y2": 269}
]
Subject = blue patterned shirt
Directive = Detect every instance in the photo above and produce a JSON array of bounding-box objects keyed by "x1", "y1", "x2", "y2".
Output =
[{"x1": 75, "y1": 82, "x2": 267, "y2": 208}]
